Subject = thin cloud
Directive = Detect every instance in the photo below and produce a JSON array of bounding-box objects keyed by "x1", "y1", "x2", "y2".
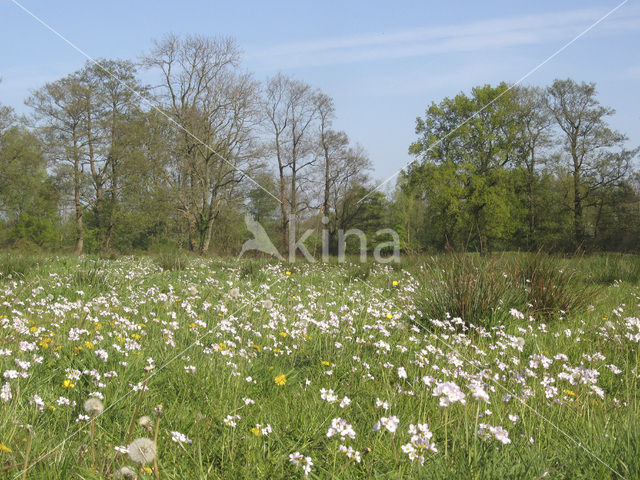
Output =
[{"x1": 248, "y1": 7, "x2": 640, "y2": 70}]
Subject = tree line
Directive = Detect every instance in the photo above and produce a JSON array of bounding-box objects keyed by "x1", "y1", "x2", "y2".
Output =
[
  {"x1": 402, "y1": 81, "x2": 639, "y2": 253},
  {"x1": 0, "y1": 33, "x2": 638, "y2": 255},
  {"x1": 0, "y1": 34, "x2": 378, "y2": 255}
]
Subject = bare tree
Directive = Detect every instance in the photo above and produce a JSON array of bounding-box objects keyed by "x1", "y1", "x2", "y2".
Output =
[
  {"x1": 546, "y1": 79, "x2": 636, "y2": 247},
  {"x1": 315, "y1": 92, "x2": 336, "y2": 217},
  {"x1": 142, "y1": 34, "x2": 260, "y2": 253},
  {"x1": 513, "y1": 86, "x2": 552, "y2": 247},
  {"x1": 263, "y1": 74, "x2": 319, "y2": 253}
]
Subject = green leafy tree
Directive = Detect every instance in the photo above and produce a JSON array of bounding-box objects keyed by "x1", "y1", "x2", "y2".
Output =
[
  {"x1": 0, "y1": 121, "x2": 59, "y2": 247},
  {"x1": 408, "y1": 83, "x2": 521, "y2": 252}
]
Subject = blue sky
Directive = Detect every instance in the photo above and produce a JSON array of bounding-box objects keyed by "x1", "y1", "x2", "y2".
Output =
[{"x1": 1, "y1": 0, "x2": 639, "y2": 185}]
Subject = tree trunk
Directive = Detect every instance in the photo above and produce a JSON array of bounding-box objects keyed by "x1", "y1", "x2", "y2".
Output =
[
  {"x1": 199, "y1": 213, "x2": 216, "y2": 254},
  {"x1": 527, "y1": 150, "x2": 535, "y2": 249},
  {"x1": 186, "y1": 214, "x2": 197, "y2": 252},
  {"x1": 573, "y1": 172, "x2": 583, "y2": 248},
  {"x1": 322, "y1": 134, "x2": 330, "y2": 217},
  {"x1": 104, "y1": 108, "x2": 119, "y2": 251},
  {"x1": 289, "y1": 164, "x2": 297, "y2": 259},
  {"x1": 572, "y1": 144, "x2": 584, "y2": 248},
  {"x1": 86, "y1": 107, "x2": 105, "y2": 248},
  {"x1": 276, "y1": 138, "x2": 288, "y2": 254},
  {"x1": 72, "y1": 129, "x2": 84, "y2": 255}
]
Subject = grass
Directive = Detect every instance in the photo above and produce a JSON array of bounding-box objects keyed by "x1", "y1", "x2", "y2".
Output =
[{"x1": 0, "y1": 253, "x2": 638, "y2": 479}]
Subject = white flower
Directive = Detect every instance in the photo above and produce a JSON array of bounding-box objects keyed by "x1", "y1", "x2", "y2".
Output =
[
  {"x1": 223, "y1": 414, "x2": 241, "y2": 427},
  {"x1": 290, "y1": 452, "x2": 313, "y2": 478},
  {"x1": 339, "y1": 444, "x2": 362, "y2": 463},
  {"x1": 402, "y1": 423, "x2": 437, "y2": 464},
  {"x1": 477, "y1": 423, "x2": 511, "y2": 445},
  {"x1": 1, "y1": 382, "x2": 11, "y2": 403},
  {"x1": 433, "y1": 381, "x2": 466, "y2": 406},
  {"x1": 30, "y1": 394, "x2": 44, "y2": 412},
  {"x1": 320, "y1": 388, "x2": 338, "y2": 403},
  {"x1": 468, "y1": 382, "x2": 490, "y2": 403},
  {"x1": 327, "y1": 417, "x2": 356, "y2": 441},
  {"x1": 373, "y1": 416, "x2": 399, "y2": 434},
  {"x1": 171, "y1": 431, "x2": 192, "y2": 444}
]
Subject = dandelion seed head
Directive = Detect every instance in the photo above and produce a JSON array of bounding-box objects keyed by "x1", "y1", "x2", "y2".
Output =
[
  {"x1": 116, "y1": 466, "x2": 138, "y2": 479},
  {"x1": 83, "y1": 398, "x2": 104, "y2": 416},
  {"x1": 127, "y1": 437, "x2": 156, "y2": 465},
  {"x1": 138, "y1": 415, "x2": 153, "y2": 429}
]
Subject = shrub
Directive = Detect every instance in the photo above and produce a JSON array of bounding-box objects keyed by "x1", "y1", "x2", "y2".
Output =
[
  {"x1": 582, "y1": 254, "x2": 640, "y2": 285},
  {"x1": 71, "y1": 257, "x2": 110, "y2": 290},
  {"x1": 417, "y1": 253, "x2": 523, "y2": 325},
  {"x1": 416, "y1": 252, "x2": 598, "y2": 325},
  {"x1": 0, "y1": 253, "x2": 42, "y2": 280},
  {"x1": 153, "y1": 251, "x2": 191, "y2": 271},
  {"x1": 513, "y1": 252, "x2": 597, "y2": 319}
]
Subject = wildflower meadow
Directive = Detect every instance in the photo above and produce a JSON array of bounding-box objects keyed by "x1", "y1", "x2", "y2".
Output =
[{"x1": 0, "y1": 253, "x2": 639, "y2": 479}]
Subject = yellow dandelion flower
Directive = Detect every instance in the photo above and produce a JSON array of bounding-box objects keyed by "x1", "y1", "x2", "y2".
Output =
[
  {"x1": 251, "y1": 344, "x2": 261, "y2": 352},
  {"x1": 321, "y1": 361, "x2": 331, "y2": 367},
  {"x1": 250, "y1": 426, "x2": 261, "y2": 436},
  {"x1": 386, "y1": 313, "x2": 393, "y2": 319},
  {"x1": 0, "y1": 442, "x2": 12, "y2": 453},
  {"x1": 274, "y1": 374, "x2": 287, "y2": 386},
  {"x1": 562, "y1": 389, "x2": 576, "y2": 397},
  {"x1": 62, "y1": 379, "x2": 75, "y2": 389},
  {"x1": 279, "y1": 332, "x2": 288, "y2": 338},
  {"x1": 285, "y1": 271, "x2": 291, "y2": 276},
  {"x1": 392, "y1": 280, "x2": 399, "y2": 286},
  {"x1": 84, "y1": 341, "x2": 94, "y2": 349},
  {"x1": 143, "y1": 466, "x2": 152, "y2": 473}
]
